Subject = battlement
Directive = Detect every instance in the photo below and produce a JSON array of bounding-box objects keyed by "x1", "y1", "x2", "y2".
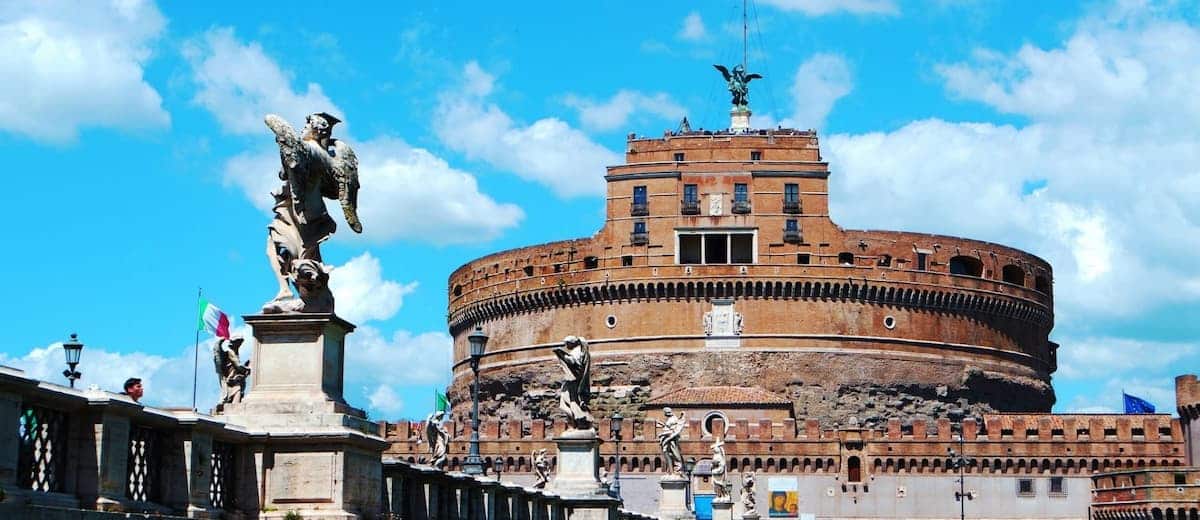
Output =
[
  {"x1": 1178, "y1": 374, "x2": 1200, "y2": 415},
  {"x1": 380, "y1": 413, "x2": 1186, "y2": 475}
]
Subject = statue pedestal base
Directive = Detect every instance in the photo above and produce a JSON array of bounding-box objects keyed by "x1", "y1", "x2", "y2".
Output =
[
  {"x1": 712, "y1": 498, "x2": 734, "y2": 520},
  {"x1": 547, "y1": 429, "x2": 606, "y2": 497},
  {"x1": 742, "y1": 513, "x2": 761, "y2": 520},
  {"x1": 658, "y1": 476, "x2": 696, "y2": 520},
  {"x1": 730, "y1": 107, "x2": 751, "y2": 133}
]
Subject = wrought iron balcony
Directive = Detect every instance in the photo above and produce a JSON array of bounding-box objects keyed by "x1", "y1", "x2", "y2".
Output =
[
  {"x1": 783, "y1": 200, "x2": 801, "y2": 214},
  {"x1": 732, "y1": 200, "x2": 752, "y2": 214},
  {"x1": 681, "y1": 199, "x2": 700, "y2": 215},
  {"x1": 630, "y1": 232, "x2": 649, "y2": 245},
  {"x1": 630, "y1": 202, "x2": 649, "y2": 216},
  {"x1": 783, "y1": 229, "x2": 803, "y2": 244}
]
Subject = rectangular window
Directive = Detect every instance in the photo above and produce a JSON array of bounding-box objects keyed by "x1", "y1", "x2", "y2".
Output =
[
  {"x1": 621, "y1": 255, "x2": 633, "y2": 266},
  {"x1": 784, "y1": 183, "x2": 799, "y2": 203},
  {"x1": 1175, "y1": 473, "x2": 1187, "y2": 485},
  {"x1": 916, "y1": 252, "x2": 928, "y2": 271},
  {"x1": 1017, "y1": 479, "x2": 1034, "y2": 496},
  {"x1": 633, "y1": 186, "x2": 647, "y2": 204},
  {"x1": 633, "y1": 221, "x2": 646, "y2": 234},
  {"x1": 705, "y1": 234, "x2": 728, "y2": 264},
  {"x1": 677, "y1": 232, "x2": 756, "y2": 264},
  {"x1": 679, "y1": 235, "x2": 702, "y2": 264},
  {"x1": 674, "y1": 152, "x2": 685, "y2": 162},
  {"x1": 1049, "y1": 477, "x2": 1065, "y2": 495},
  {"x1": 734, "y1": 183, "x2": 748, "y2": 202},
  {"x1": 683, "y1": 184, "x2": 698, "y2": 203},
  {"x1": 730, "y1": 234, "x2": 754, "y2": 263},
  {"x1": 797, "y1": 253, "x2": 810, "y2": 265},
  {"x1": 785, "y1": 219, "x2": 798, "y2": 231},
  {"x1": 750, "y1": 150, "x2": 762, "y2": 161}
]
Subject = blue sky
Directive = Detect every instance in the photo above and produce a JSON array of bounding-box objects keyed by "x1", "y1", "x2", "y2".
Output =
[{"x1": 2, "y1": 0, "x2": 1197, "y2": 419}]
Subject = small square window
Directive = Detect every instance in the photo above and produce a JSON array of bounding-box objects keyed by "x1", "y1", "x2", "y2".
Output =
[
  {"x1": 621, "y1": 255, "x2": 633, "y2": 267},
  {"x1": 674, "y1": 152, "x2": 685, "y2": 162},
  {"x1": 1175, "y1": 473, "x2": 1188, "y2": 485},
  {"x1": 1049, "y1": 477, "x2": 1065, "y2": 495},
  {"x1": 523, "y1": 265, "x2": 534, "y2": 277},
  {"x1": 797, "y1": 253, "x2": 810, "y2": 265},
  {"x1": 785, "y1": 219, "x2": 798, "y2": 231},
  {"x1": 1017, "y1": 479, "x2": 1034, "y2": 496},
  {"x1": 1104, "y1": 427, "x2": 1117, "y2": 438},
  {"x1": 583, "y1": 256, "x2": 599, "y2": 269},
  {"x1": 750, "y1": 150, "x2": 762, "y2": 161},
  {"x1": 1131, "y1": 427, "x2": 1145, "y2": 437}
]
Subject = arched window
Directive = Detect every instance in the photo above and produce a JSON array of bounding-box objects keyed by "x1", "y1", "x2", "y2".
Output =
[
  {"x1": 949, "y1": 256, "x2": 983, "y2": 277},
  {"x1": 1035, "y1": 275, "x2": 1051, "y2": 294},
  {"x1": 1002, "y1": 264, "x2": 1025, "y2": 286},
  {"x1": 847, "y1": 456, "x2": 862, "y2": 482}
]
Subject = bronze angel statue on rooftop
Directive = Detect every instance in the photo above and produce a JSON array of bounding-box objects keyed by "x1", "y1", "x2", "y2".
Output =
[
  {"x1": 261, "y1": 112, "x2": 362, "y2": 314},
  {"x1": 714, "y1": 64, "x2": 762, "y2": 109}
]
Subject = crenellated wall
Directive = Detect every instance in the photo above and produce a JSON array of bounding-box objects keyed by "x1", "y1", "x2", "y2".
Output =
[{"x1": 379, "y1": 413, "x2": 1186, "y2": 477}]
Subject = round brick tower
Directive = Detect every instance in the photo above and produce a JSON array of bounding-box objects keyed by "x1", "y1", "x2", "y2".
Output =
[{"x1": 446, "y1": 128, "x2": 1056, "y2": 427}]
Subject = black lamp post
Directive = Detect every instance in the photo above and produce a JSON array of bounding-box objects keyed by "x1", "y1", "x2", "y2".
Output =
[
  {"x1": 62, "y1": 333, "x2": 83, "y2": 388},
  {"x1": 683, "y1": 457, "x2": 697, "y2": 511},
  {"x1": 463, "y1": 326, "x2": 488, "y2": 476},
  {"x1": 946, "y1": 409, "x2": 974, "y2": 520},
  {"x1": 493, "y1": 458, "x2": 504, "y2": 481},
  {"x1": 610, "y1": 412, "x2": 624, "y2": 499}
]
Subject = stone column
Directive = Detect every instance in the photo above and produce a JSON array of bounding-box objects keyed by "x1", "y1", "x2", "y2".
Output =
[
  {"x1": 657, "y1": 476, "x2": 695, "y2": 520},
  {"x1": 712, "y1": 499, "x2": 734, "y2": 520},
  {"x1": 176, "y1": 421, "x2": 220, "y2": 519},
  {"x1": 91, "y1": 411, "x2": 131, "y2": 511}
]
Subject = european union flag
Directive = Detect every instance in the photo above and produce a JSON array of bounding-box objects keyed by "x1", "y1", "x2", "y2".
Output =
[{"x1": 1123, "y1": 392, "x2": 1156, "y2": 414}]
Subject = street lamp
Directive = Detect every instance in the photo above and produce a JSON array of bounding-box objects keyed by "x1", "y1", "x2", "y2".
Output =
[
  {"x1": 62, "y1": 333, "x2": 83, "y2": 388},
  {"x1": 610, "y1": 412, "x2": 624, "y2": 499},
  {"x1": 463, "y1": 326, "x2": 489, "y2": 476},
  {"x1": 945, "y1": 408, "x2": 974, "y2": 520},
  {"x1": 493, "y1": 458, "x2": 504, "y2": 481},
  {"x1": 683, "y1": 457, "x2": 697, "y2": 511}
]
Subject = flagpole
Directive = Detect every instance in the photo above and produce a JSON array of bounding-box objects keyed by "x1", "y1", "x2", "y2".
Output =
[{"x1": 193, "y1": 287, "x2": 202, "y2": 412}]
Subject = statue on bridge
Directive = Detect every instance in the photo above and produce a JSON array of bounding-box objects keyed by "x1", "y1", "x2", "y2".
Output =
[
  {"x1": 213, "y1": 336, "x2": 251, "y2": 409},
  {"x1": 553, "y1": 336, "x2": 594, "y2": 431},
  {"x1": 657, "y1": 407, "x2": 687, "y2": 476},
  {"x1": 423, "y1": 411, "x2": 449, "y2": 470},
  {"x1": 260, "y1": 112, "x2": 363, "y2": 314}
]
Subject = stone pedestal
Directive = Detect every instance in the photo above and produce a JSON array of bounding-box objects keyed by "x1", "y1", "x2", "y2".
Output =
[
  {"x1": 547, "y1": 429, "x2": 604, "y2": 497},
  {"x1": 218, "y1": 313, "x2": 386, "y2": 519},
  {"x1": 742, "y1": 513, "x2": 761, "y2": 520},
  {"x1": 712, "y1": 499, "x2": 734, "y2": 520},
  {"x1": 730, "y1": 107, "x2": 751, "y2": 133},
  {"x1": 657, "y1": 475, "x2": 695, "y2": 520}
]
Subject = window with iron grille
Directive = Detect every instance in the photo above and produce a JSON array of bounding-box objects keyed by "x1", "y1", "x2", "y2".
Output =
[
  {"x1": 210, "y1": 441, "x2": 236, "y2": 509},
  {"x1": 16, "y1": 404, "x2": 68, "y2": 493},
  {"x1": 126, "y1": 426, "x2": 163, "y2": 503},
  {"x1": 631, "y1": 186, "x2": 648, "y2": 216},
  {"x1": 783, "y1": 184, "x2": 801, "y2": 213},
  {"x1": 734, "y1": 183, "x2": 748, "y2": 202}
]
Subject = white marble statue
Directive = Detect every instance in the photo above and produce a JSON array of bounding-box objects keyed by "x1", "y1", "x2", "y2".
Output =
[
  {"x1": 741, "y1": 471, "x2": 757, "y2": 515},
  {"x1": 703, "y1": 311, "x2": 714, "y2": 335},
  {"x1": 553, "y1": 336, "x2": 594, "y2": 430},
  {"x1": 711, "y1": 438, "x2": 730, "y2": 500},
  {"x1": 734, "y1": 312, "x2": 744, "y2": 335},
  {"x1": 213, "y1": 336, "x2": 251, "y2": 407},
  {"x1": 423, "y1": 411, "x2": 450, "y2": 470},
  {"x1": 656, "y1": 407, "x2": 687, "y2": 476},
  {"x1": 260, "y1": 112, "x2": 362, "y2": 314},
  {"x1": 533, "y1": 448, "x2": 550, "y2": 488}
]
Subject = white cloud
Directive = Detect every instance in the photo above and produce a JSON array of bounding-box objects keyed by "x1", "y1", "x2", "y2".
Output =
[
  {"x1": 1055, "y1": 337, "x2": 1198, "y2": 380},
  {"x1": 434, "y1": 62, "x2": 622, "y2": 198},
  {"x1": 223, "y1": 138, "x2": 524, "y2": 245},
  {"x1": 1063, "y1": 376, "x2": 1177, "y2": 414},
  {"x1": 823, "y1": 8, "x2": 1200, "y2": 319},
  {"x1": 759, "y1": 0, "x2": 898, "y2": 16},
  {"x1": 678, "y1": 12, "x2": 709, "y2": 42},
  {"x1": 195, "y1": 32, "x2": 523, "y2": 245},
  {"x1": 184, "y1": 27, "x2": 341, "y2": 136},
  {"x1": 783, "y1": 53, "x2": 853, "y2": 129},
  {"x1": 0, "y1": 0, "x2": 170, "y2": 142},
  {"x1": 563, "y1": 90, "x2": 687, "y2": 132},
  {"x1": 328, "y1": 252, "x2": 416, "y2": 324},
  {"x1": 367, "y1": 384, "x2": 406, "y2": 417}
]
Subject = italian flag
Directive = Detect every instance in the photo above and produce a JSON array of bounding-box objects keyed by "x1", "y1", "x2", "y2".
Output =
[{"x1": 197, "y1": 298, "x2": 231, "y2": 339}]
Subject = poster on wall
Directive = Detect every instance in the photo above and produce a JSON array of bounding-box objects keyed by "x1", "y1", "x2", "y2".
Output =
[{"x1": 767, "y1": 477, "x2": 799, "y2": 518}]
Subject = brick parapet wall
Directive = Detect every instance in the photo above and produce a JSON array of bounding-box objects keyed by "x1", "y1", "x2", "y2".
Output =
[{"x1": 382, "y1": 413, "x2": 1185, "y2": 476}]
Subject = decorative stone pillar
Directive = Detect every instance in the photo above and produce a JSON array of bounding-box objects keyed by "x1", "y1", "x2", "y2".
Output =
[
  {"x1": 175, "y1": 416, "x2": 224, "y2": 519},
  {"x1": 712, "y1": 499, "x2": 734, "y2": 520},
  {"x1": 547, "y1": 430, "x2": 604, "y2": 497},
  {"x1": 730, "y1": 107, "x2": 751, "y2": 133},
  {"x1": 657, "y1": 476, "x2": 695, "y2": 520},
  {"x1": 90, "y1": 410, "x2": 132, "y2": 511}
]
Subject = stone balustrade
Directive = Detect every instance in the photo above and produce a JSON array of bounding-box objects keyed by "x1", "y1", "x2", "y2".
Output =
[
  {"x1": 0, "y1": 365, "x2": 256, "y2": 518},
  {"x1": 382, "y1": 458, "x2": 659, "y2": 520}
]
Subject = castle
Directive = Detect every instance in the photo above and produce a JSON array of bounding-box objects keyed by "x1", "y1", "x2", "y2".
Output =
[{"x1": 385, "y1": 119, "x2": 1199, "y2": 518}]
